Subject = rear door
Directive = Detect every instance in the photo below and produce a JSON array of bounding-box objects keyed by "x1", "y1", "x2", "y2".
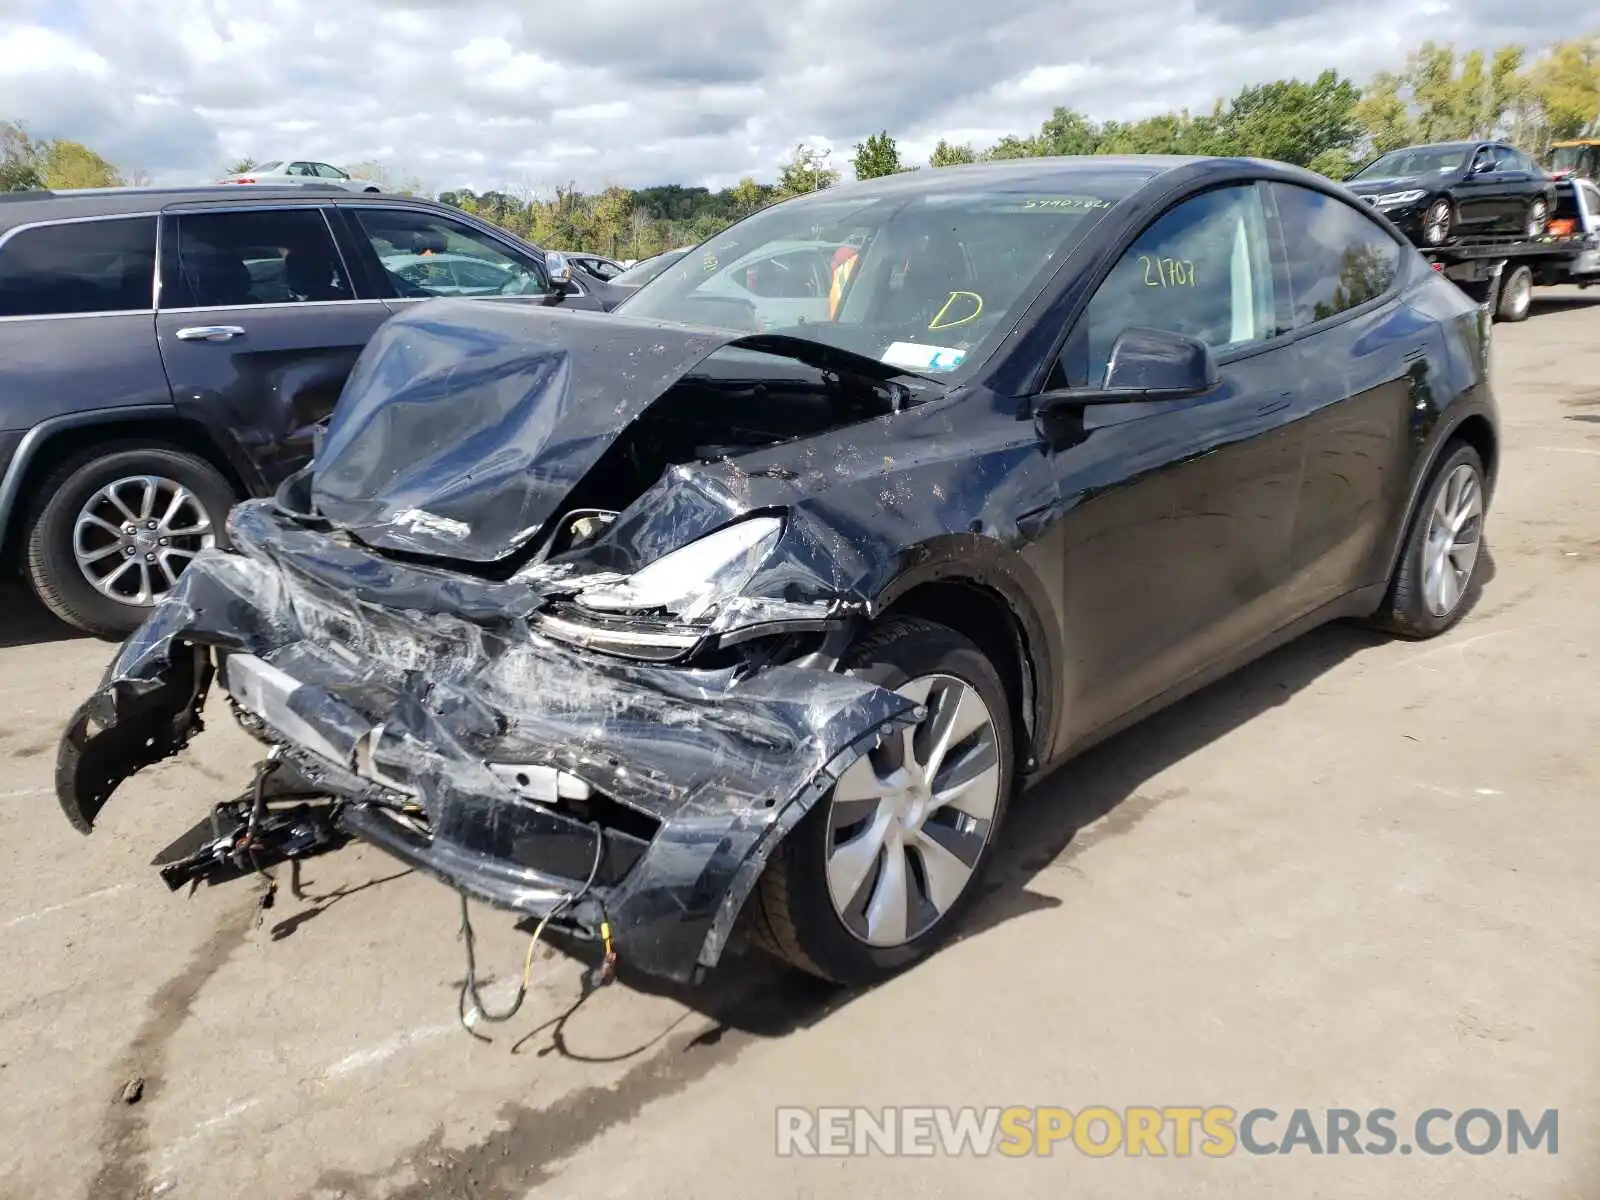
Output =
[
  {"x1": 1268, "y1": 182, "x2": 1416, "y2": 610},
  {"x1": 155, "y1": 203, "x2": 393, "y2": 491}
]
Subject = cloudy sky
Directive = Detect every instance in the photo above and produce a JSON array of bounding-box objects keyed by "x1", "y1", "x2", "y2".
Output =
[{"x1": 0, "y1": 0, "x2": 1574, "y2": 194}]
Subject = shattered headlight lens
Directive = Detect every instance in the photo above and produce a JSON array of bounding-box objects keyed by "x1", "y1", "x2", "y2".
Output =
[{"x1": 575, "y1": 516, "x2": 783, "y2": 622}]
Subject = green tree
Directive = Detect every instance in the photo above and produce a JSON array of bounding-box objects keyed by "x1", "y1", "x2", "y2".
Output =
[
  {"x1": 982, "y1": 134, "x2": 1039, "y2": 160},
  {"x1": 1530, "y1": 37, "x2": 1600, "y2": 141},
  {"x1": 729, "y1": 175, "x2": 765, "y2": 214},
  {"x1": 224, "y1": 156, "x2": 258, "y2": 174},
  {"x1": 0, "y1": 121, "x2": 43, "y2": 191},
  {"x1": 1036, "y1": 107, "x2": 1101, "y2": 156},
  {"x1": 852, "y1": 130, "x2": 905, "y2": 179},
  {"x1": 40, "y1": 140, "x2": 122, "y2": 189},
  {"x1": 776, "y1": 143, "x2": 839, "y2": 195},
  {"x1": 1212, "y1": 70, "x2": 1362, "y2": 166},
  {"x1": 928, "y1": 139, "x2": 976, "y2": 167},
  {"x1": 1353, "y1": 70, "x2": 1415, "y2": 156}
]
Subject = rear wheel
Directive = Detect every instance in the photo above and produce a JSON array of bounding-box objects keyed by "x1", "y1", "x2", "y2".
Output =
[
  {"x1": 1369, "y1": 441, "x2": 1487, "y2": 639},
  {"x1": 22, "y1": 443, "x2": 236, "y2": 638},
  {"x1": 1525, "y1": 196, "x2": 1549, "y2": 238},
  {"x1": 1422, "y1": 197, "x2": 1454, "y2": 247},
  {"x1": 751, "y1": 617, "x2": 1014, "y2": 985}
]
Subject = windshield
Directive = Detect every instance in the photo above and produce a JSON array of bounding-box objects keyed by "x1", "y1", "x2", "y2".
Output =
[
  {"x1": 1549, "y1": 146, "x2": 1593, "y2": 175},
  {"x1": 619, "y1": 187, "x2": 1119, "y2": 378},
  {"x1": 253, "y1": 162, "x2": 283, "y2": 173},
  {"x1": 1352, "y1": 146, "x2": 1468, "y2": 180},
  {"x1": 612, "y1": 248, "x2": 690, "y2": 287}
]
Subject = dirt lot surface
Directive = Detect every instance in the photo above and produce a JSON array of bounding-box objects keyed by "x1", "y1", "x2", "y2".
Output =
[{"x1": 2, "y1": 289, "x2": 1597, "y2": 1200}]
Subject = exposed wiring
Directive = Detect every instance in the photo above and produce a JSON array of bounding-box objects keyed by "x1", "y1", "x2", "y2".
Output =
[
  {"x1": 456, "y1": 821, "x2": 609, "y2": 1042},
  {"x1": 239, "y1": 753, "x2": 282, "y2": 927}
]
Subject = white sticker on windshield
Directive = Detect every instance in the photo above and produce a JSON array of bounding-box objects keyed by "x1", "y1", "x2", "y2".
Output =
[{"x1": 882, "y1": 341, "x2": 967, "y2": 372}]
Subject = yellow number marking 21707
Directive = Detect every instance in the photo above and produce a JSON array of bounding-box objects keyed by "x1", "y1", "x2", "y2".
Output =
[{"x1": 1139, "y1": 255, "x2": 1196, "y2": 287}]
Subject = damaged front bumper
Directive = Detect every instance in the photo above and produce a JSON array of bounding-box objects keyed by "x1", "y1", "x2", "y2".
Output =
[{"x1": 56, "y1": 502, "x2": 918, "y2": 983}]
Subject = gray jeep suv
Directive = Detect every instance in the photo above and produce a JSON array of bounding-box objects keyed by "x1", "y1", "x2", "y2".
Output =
[{"x1": 0, "y1": 184, "x2": 603, "y2": 635}]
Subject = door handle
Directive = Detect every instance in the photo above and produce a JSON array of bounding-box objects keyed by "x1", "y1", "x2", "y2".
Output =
[{"x1": 175, "y1": 325, "x2": 245, "y2": 342}]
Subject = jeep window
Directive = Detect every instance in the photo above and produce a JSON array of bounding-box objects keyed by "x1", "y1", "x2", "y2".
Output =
[
  {"x1": 349, "y1": 208, "x2": 550, "y2": 298},
  {"x1": 0, "y1": 216, "x2": 157, "y2": 317},
  {"x1": 165, "y1": 208, "x2": 352, "y2": 307}
]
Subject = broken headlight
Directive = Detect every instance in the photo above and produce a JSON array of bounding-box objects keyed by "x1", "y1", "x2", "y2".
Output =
[{"x1": 535, "y1": 516, "x2": 783, "y2": 659}]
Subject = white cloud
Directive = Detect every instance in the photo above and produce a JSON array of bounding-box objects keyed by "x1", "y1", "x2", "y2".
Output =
[{"x1": 0, "y1": 0, "x2": 1578, "y2": 193}]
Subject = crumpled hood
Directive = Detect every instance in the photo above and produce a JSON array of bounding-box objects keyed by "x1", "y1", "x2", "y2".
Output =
[{"x1": 311, "y1": 300, "x2": 744, "y2": 562}]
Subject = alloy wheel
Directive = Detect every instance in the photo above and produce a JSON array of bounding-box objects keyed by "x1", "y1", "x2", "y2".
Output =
[
  {"x1": 824, "y1": 672, "x2": 1002, "y2": 947},
  {"x1": 1527, "y1": 198, "x2": 1548, "y2": 238},
  {"x1": 1421, "y1": 463, "x2": 1484, "y2": 617},
  {"x1": 72, "y1": 475, "x2": 216, "y2": 606},
  {"x1": 1423, "y1": 200, "x2": 1452, "y2": 246}
]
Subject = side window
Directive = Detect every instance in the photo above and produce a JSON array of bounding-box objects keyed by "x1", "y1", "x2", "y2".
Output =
[
  {"x1": 589, "y1": 259, "x2": 623, "y2": 280},
  {"x1": 349, "y1": 209, "x2": 548, "y2": 298},
  {"x1": 0, "y1": 217, "x2": 156, "y2": 317},
  {"x1": 1470, "y1": 146, "x2": 1496, "y2": 174},
  {"x1": 166, "y1": 208, "x2": 352, "y2": 308},
  {"x1": 313, "y1": 163, "x2": 349, "y2": 180},
  {"x1": 1270, "y1": 183, "x2": 1402, "y2": 327},
  {"x1": 1077, "y1": 184, "x2": 1278, "y2": 382}
]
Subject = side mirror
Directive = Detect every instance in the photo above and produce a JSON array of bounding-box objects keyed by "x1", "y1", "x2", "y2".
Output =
[
  {"x1": 1036, "y1": 327, "x2": 1219, "y2": 412},
  {"x1": 545, "y1": 252, "x2": 573, "y2": 287}
]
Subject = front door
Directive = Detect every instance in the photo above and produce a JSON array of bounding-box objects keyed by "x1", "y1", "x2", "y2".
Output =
[
  {"x1": 155, "y1": 204, "x2": 394, "y2": 490},
  {"x1": 1041, "y1": 182, "x2": 1306, "y2": 743}
]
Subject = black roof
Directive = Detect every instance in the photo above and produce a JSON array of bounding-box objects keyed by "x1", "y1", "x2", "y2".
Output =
[{"x1": 0, "y1": 184, "x2": 425, "y2": 230}]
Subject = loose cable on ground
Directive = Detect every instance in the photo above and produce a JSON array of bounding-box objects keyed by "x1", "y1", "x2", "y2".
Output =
[{"x1": 455, "y1": 821, "x2": 608, "y2": 1041}]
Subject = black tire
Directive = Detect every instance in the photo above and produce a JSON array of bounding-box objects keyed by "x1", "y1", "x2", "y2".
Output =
[
  {"x1": 1369, "y1": 441, "x2": 1487, "y2": 640},
  {"x1": 22, "y1": 443, "x2": 237, "y2": 638},
  {"x1": 363, "y1": 187, "x2": 381, "y2": 193},
  {"x1": 1495, "y1": 264, "x2": 1533, "y2": 323},
  {"x1": 1526, "y1": 195, "x2": 1549, "y2": 238},
  {"x1": 1422, "y1": 197, "x2": 1454, "y2": 247},
  {"x1": 750, "y1": 617, "x2": 1015, "y2": 985}
]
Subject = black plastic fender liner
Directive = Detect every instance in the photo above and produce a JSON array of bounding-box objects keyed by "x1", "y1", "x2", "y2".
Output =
[
  {"x1": 56, "y1": 639, "x2": 213, "y2": 834},
  {"x1": 692, "y1": 714, "x2": 918, "y2": 973}
]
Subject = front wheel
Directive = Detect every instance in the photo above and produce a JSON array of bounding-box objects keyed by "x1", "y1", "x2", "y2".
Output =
[
  {"x1": 1422, "y1": 197, "x2": 1454, "y2": 247},
  {"x1": 1369, "y1": 441, "x2": 1487, "y2": 639},
  {"x1": 751, "y1": 617, "x2": 1014, "y2": 985},
  {"x1": 22, "y1": 444, "x2": 236, "y2": 638}
]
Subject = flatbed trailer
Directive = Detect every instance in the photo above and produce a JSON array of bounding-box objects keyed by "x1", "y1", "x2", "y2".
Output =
[{"x1": 1420, "y1": 179, "x2": 1600, "y2": 321}]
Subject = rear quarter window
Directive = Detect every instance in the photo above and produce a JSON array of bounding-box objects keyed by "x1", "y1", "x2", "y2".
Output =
[{"x1": 0, "y1": 217, "x2": 157, "y2": 317}]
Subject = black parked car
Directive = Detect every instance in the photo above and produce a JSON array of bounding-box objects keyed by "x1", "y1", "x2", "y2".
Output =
[
  {"x1": 1345, "y1": 140, "x2": 1557, "y2": 247},
  {"x1": 60, "y1": 156, "x2": 1498, "y2": 991},
  {"x1": 0, "y1": 185, "x2": 606, "y2": 636}
]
